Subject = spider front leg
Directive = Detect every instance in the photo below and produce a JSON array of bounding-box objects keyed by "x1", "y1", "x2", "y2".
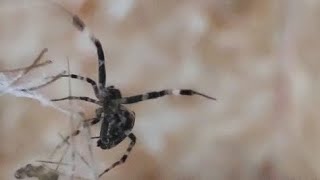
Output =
[
  {"x1": 72, "y1": 15, "x2": 106, "y2": 88},
  {"x1": 98, "y1": 133, "x2": 136, "y2": 178},
  {"x1": 21, "y1": 73, "x2": 100, "y2": 97},
  {"x1": 57, "y1": 74, "x2": 100, "y2": 97},
  {"x1": 51, "y1": 96, "x2": 100, "y2": 105},
  {"x1": 119, "y1": 89, "x2": 216, "y2": 104}
]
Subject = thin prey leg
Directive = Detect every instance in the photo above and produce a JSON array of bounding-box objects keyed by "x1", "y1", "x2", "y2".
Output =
[
  {"x1": 120, "y1": 89, "x2": 216, "y2": 104},
  {"x1": 98, "y1": 133, "x2": 136, "y2": 178}
]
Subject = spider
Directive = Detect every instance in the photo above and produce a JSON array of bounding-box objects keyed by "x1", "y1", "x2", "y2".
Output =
[{"x1": 30, "y1": 7, "x2": 216, "y2": 178}]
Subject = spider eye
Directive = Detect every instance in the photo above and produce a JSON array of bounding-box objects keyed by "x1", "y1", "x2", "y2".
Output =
[{"x1": 108, "y1": 88, "x2": 122, "y2": 99}]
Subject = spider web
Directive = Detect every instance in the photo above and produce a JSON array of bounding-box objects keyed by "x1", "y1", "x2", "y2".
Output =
[
  {"x1": 0, "y1": 48, "x2": 68, "y2": 114},
  {"x1": 0, "y1": 2, "x2": 100, "y2": 179},
  {"x1": 2, "y1": 49, "x2": 99, "y2": 180}
]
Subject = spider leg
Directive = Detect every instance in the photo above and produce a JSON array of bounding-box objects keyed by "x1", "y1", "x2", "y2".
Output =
[
  {"x1": 20, "y1": 73, "x2": 99, "y2": 97},
  {"x1": 51, "y1": 96, "x2": 100, "y2": 105},
  {"x1": 50, "y1": 116, "x2": 103, "y2": 158},
  {"x1": 72, "y1": 15, "x2": 106, "y2": 88},
  {"x1": 98, "y1": 133, "x2": 136, "y2": 178},
  {"x1": 20, "y1": 71, "x2": 66, "y2": 91},
  {"x1": 68, "y1": 117, "x2": 102, "y2": 137},
  {"x1": 59, "y1": 74, "x2": 99, "y2": 97},
  {"x1": 119, "y1": 89, "x2": 216, "y2": 104},
  {"x1": 69, "y1": 117, "x2": 102, "y2": 139}
]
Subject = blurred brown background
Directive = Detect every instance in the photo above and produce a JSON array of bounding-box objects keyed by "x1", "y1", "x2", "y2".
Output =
[{"x1": 1, "y1": 0, "x2": 320, "y2": 179}]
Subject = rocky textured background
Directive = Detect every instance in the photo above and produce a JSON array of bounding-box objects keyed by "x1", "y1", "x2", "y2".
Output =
[{"x1": 1, "y1": 0, "x2": 320, "y2": 179}]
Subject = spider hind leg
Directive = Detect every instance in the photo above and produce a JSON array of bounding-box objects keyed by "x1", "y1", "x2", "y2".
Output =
[{"x1": 98, "y1": 133, "x2": 136, "y2": 178}]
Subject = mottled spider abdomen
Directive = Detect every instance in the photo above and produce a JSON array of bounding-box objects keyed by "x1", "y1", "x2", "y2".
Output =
[{"x1": 97, "y1": 105, "x2": 135, "y2": 149}]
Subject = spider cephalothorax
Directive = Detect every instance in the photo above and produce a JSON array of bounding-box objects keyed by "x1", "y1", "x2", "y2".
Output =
[
  {"x1": 103, "y1": 86, "x2": 122, "y2": 100},
  {"x1": 30, "y1": 5, "x2": 216, "y2": 178}
]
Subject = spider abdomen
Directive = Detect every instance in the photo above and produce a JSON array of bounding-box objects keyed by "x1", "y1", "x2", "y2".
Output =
[{"x1": 97, "y1": 106, "x2": 135, "y2": 149}]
